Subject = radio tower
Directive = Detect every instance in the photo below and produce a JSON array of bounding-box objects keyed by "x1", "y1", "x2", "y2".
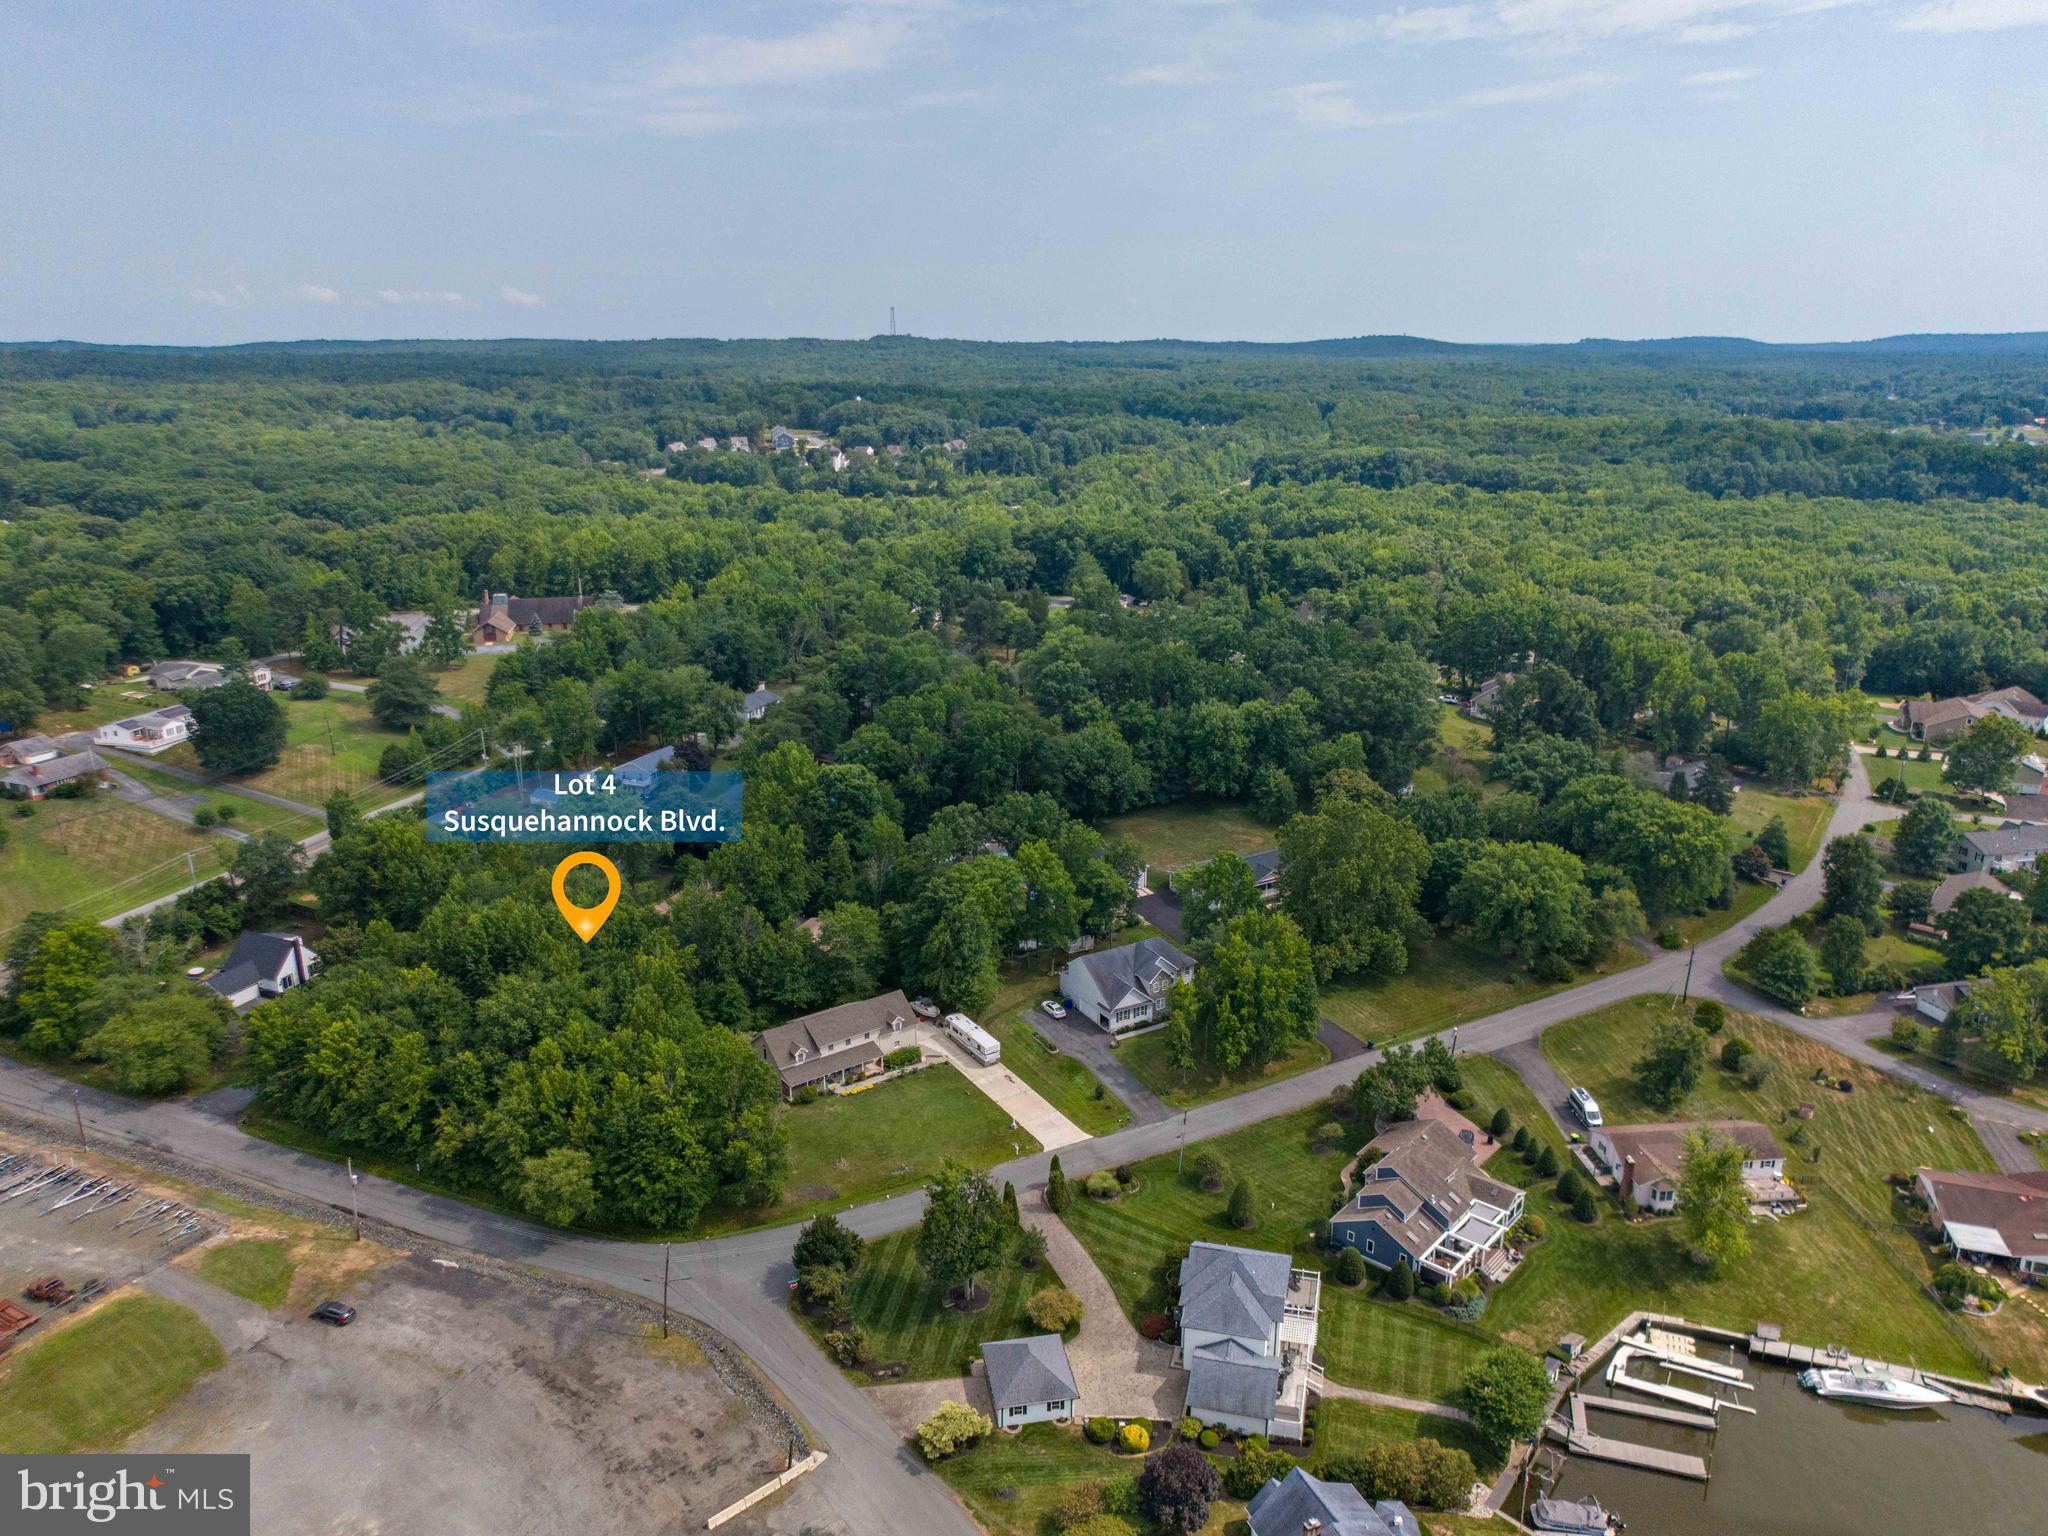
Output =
[{"x1": 889, "y1": 305, "x2": 896, "y2": 336}]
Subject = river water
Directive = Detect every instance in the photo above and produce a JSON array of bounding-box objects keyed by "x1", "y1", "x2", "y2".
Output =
[{"x1": 1512, "y1": 1343, "x2": 2048, "y2": 1535}]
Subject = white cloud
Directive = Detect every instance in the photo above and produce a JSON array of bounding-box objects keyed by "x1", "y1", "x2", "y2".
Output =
[
  {"x1": 294, "y1": 283, "x2": 341, "y2": 303},
  {"x1": 1368, "y1": 2, "x2": 1866, "y2": 49},
  {"x1": 1456, "y1": 70, "x2": 1618, "y2": 107},
  {"x1": 1116, "y1": 61, "x2": 1222, "y2": 85},
  {"x1": 1676, "y1": 21, "x2": 1758, "y2": 41},
  {"x1": 500, "y1": 284, "x2": 543, "y2": 308},
  {"x1": 1280, "y1": 81, "x2": 1425, "y2": 129},
  {"x1": 1897, "y1": 0, "x2": 2048, "y2": 30},
  {"x1": 1684, "y1": 65, "x2": 1763, "y2": 83},
  {"x1": 639, "y1": 100, "x2": 753, "y2": 135},
  {"x1": 377, "y1": 287, "x2": 466, "y2": 305},
  {"x1": 905, "y1": 87, "x2": 983, "y2": 107},
  {"x1": 646, "y1": 11, "x2": 911, "y2": 91},
  {"x1": 190, "y1": 283, "x2": 251, "y2": 306}
]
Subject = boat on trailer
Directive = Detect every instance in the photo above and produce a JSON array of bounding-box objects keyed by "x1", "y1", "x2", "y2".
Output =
[
  {"x1": 1798, "y1": 1365, "x2": 1949, "y2": 1409},
  {"x1": 1530, "y1": 1493, "x2": 1624, "y2": 1532}
]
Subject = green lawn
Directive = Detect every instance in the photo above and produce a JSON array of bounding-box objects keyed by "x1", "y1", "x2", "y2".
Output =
[
  {"x1": 1412, "y1": 704, "x2": 1496, "y2": 797},
  {"x1": 1318, "y1": 936, "x2": 1644, "y2": 1050},
  {"x1": 196, "y1": 1237, "x2": 296, "y2": 1308},
  {"x1": 1120, "y1": 1026, "x2": 1330, "y2": 1109},
  {"x1": 793, "y1": 1227, "x2": 1062, "y2": 1384},
  {"x1": 1313, "y1": 1398, "x2": 1502, "y2": 1477},
  {"x1": 28, "y1": 683, "x2": 183, "y2": 735},
  {"x1": 115, "y1": 760, "x2": 311, "y2": 836},
  {"x1": 0, "y1": 1294, "x2": 225, "y2": 1451},
  {"x1": 931, "y1": 1423, "x2": 1247, "y2": 1536},
  {"x1": 1729, "y1": 785, "x2": 1832, "y2": 871},
  {"x1": 431, "y1": 652, "x2": 498, "y2": 706},
  {"x1": 1866, "y1": 755, "x2": 1951, "y2": 800},
  {"x1": 1099, "y1": 800, "x2": 1276, "y2": 875},
  {"x1": 0, "y1": 796, "x2": 235, "y2": 932},
  {"x1": 981, "y1": 1006, "x2": 1131, "y2": 1136},
  {"x1": 697, "y1": 1063, "x2": 1042, "y2": 1236},
  {"x1": 1506, "y1": 998, "x2": 2047, "y2": 1379},
  {"x1": 163, "y1": 692, "x2": 413, "y2": 808}
]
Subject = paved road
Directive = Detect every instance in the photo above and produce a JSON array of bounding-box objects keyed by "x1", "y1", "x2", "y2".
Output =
[
  {"x1": 1037, "y1": 1011, "x2": 1173, "y2": 1126},
  {"x1": 1135, "y1": 890, "x2": 1185, "y2": 942},
  {"x1": 103, "y1": 768, "x2": 251, "y2": 841},
  {"x1": 88, "y1": 744, "x2": 325, "y2": 819},
  {"x1": 7, "y1": 751, "x2": 2047, "y2": 1528},
  {"x1": 272, "y1": 671, "x2": 463, "y2": 721}
]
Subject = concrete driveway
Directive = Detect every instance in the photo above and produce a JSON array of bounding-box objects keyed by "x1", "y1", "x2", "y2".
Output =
[
  {"x1": 923, "y1": 1036, "x2": 1088, "y2": 1152},
  {"x1": 1022, "y1": 1206, "x2": 1184, "y2": 1422}
]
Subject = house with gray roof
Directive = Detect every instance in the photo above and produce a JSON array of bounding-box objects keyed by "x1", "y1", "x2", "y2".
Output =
[
  {"x1": 980, "y1": 1334, "x2": 1078, "y2": 1428},
  {"x1": 1329, "y1": 1116, "x2": 1525, "y2": 1282},
  {"x1": 0, "y1": 749, "x2": 107, "y2": 801},
  {"x1": 147, "y1": 659, "x2": 270, "y2": 690},
  {"x1": 1914, "y1": 979, "x2": 1975, "y2": 1026},
  {"x1": 1244, "y1": 849, "x2": 1282, "y2": 900},
  {"x1": 1176, "y1": 1241, "x2": 1320, "y2": 1441},
  {"x1": 1246, "y1": 1466, "x2": 1417, "y2": 1536},
  {"x1": 1896, "y1": 685, "x2": 2048, "y2": 744},
  {"x1": 204, "y1": 931, "x2": 320, "y2": 1010},
  {"x1": 752, "y1": 990, "x2": 914, "y2": 1100},
  {"x1": 0, "y1": 734, "x2": 62, "y2": 768},
  {"x1": 1931, "y1": 870, "x2": 2017, "y2": 917},
  {"x1": 95, "y1": 704, "x2": 194, "y2": 755},
  {"x1": 742, "y1": 684, "x2": 782, "y2": 721},
  {"x1": 1057, "y1": 937, "x2": 1195, "y2": 1035},
  {"x1": 1959, "y1": 820, "x2": 2048, "y2": 873},
  {"x1": 1918, "y1": 1167, "x2": 2048, "y2": 1279}
]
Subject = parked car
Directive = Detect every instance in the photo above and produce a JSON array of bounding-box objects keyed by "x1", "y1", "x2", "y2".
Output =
[
  {"x1": 1039, "y1": 999, "x2": 1068, "y2": 1019},
  {"x1": 310, "y1": 1301, "x2": 356, "y2": 1326},
  {"x1": 1567, "y1": 1086, "x2": 1603, "y2": 1129}
]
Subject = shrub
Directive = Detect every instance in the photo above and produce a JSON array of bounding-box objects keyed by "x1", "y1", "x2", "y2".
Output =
[
  {"x1": 1721, "y1": 1036, "x2": 1753, "y2": 1071},
  {"x1": 1119, "y1": 1423, "x2": 1150, "y2": 1454},
  {"x1": 1027, "y1": 1285, "x2": 1084, "y2": 1333},
  {"x1": 1315, "y1": 1120, "x2": 1347, "y2": 1150},
  {"x1": 823, "y1": 1328, "x2": 871, "y2": 1366},
  {"x1": 1191, "y1": 1150, "x2": 1227, "y2": 1192},
  {"x1": 1535, "y1": 1144, "x2": 1559, "y2": 1178},
  {"x1": 1420, "y1": 1280, "x2": 1451, "y2": 1306},
  {"x1": 1221, "y1": 1443, "x2": 1295, "y2": 1500},
  {"x1": 1335, "y1": 1246, "x2": 1366, "y2": 1286},
  {"x1": 1198, "y1": 1429, "x2": 1220, "y2": 1449},
  {"x1": 794, "y1": 1213, "x2": 865, "y2": 1278},
  {"x1": 1534, "y1": 952, "x2": 1576, "y2": 983},
  {"x1": 1139, "y1": 1313, "x2": 1172, "y2": 1341},
  {"x1": 1227, "y1": 1179, "x2": 1255, "y2": 1229},
  {"x1": 1178, "y1": 1415, "x2": 1202, "y2": 1441},
  {"x1": 1063, "y1": 1518, "x2": 1136, "y2": 1536},
  {"x1": 1888, "y1": 1015, "x2": 1925, "y2": 1053},
  {"x1": 1137, "y1": 1443, "x2": 1219, "y2": 1533},
  {"x1": 1511, "y1": 1126, "x2": 1531, "y2": 1155},
  {"x1": 792, "y1": 1085, "x2": 820, "y2": 1106},
  {"x1": 883, "y1": 1045, "x2": 921, "y2": 1070},
  {"x1": 1047, "y1": 1155, "x2": 1069, "y2": 1214},
  {"x1": 1572, "y1": 1184, "x2": 1599, "y2": 1223},
  {"x1": 1519, "y1": 1213, "x2": 1547, "y2": 1241},
  {"x1": 213, "y1": 801, "x2": 236, "y2": 824},
  {"x1": 1085, "y1": 1170, "x2": 1121, "y2": 1200},
  {"x1": 797, "y1": 1263, "x2": 849, "y2": 1314},
  {"x1": 291, "y1": 673, "x2": 331, "y2": 700},
  {"x1": 1656, "y1": 929, "x2": 1684, "y2": 950},
  {"x1": 1693, "y1": 999, "x2": 1725, "y2": 1034},
  {"x1": 1488, "y1": 1107, "x2": 1511, "y2": 1138},
  {"x1": 916, "y1": 1401, "x2": 992, "y2": 1461},
  {"x1": 1385, "y1": 1257, "x2": 1415, "y2": 1300},
  {"x1": 192, "y1": 805, "x2": 219, "y2": 828},
  {"x1": 1051, "y1": 1481, "x2": 1106, "y2": 1529},
  {"x1": 1085, "y1": 1416, "x2": 1116, "y2": 1445},
  {"x1": 1015, "y1": 1226, "x2": 1050, "y2": 1270},
  {"x1": 1741, "y1": 1053, "x2": 1777, "y2": 1089}
]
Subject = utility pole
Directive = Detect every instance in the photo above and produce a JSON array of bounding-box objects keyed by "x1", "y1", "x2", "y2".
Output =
[
  {"x1": 73, "y1": 1089, "x2": 85, "y2": 1145},
  {"x1": 661, "y1": 1243, "x2": 671, "y2": 1339},
  {"x1": 185, "y1": 851, "x2": 199, "y2": 892},
  {"x1": 1176, "y1": 1109, "x2": 1189, "y2": 1173},
  {"x1": 1681, "y1": 943, "x2": 1697, "y2": 1004},
  {"x1": 346, "y1": 1157, "x2": 362, "y2": 1240}
]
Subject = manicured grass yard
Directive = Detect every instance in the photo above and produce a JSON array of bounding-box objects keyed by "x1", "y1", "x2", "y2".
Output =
[
  {"x1": 0, "y1": 1294, "x2": 225, "y2": 1451},
  {"x1": 1099, "y1": 799, "x2": 1276, "y2": 874},
  {"x1": 1728, "y1": 785, "x2": 1832, "y2": 871},
  {"x1": 1313, "y1": 1398, "x2": 1502, "y2": 1477},
  {"x1": 1060, "y1": 1105, "x2": 1492, "y2": 1401},
  {"x1": 431, "y1": 651, "x2": 498, "y2": 706},
  {"x1": 28, "y1": 684, "x2": 183, "y2": 735},
  {"x1": 1865, "y1": 755, "x2": 1951, "y2": 801},
  {"x1": 1120, "y1": 1027, "x2": 1330, "y2": 1109},
  {"x1": 931, "y1": 1423, "x2": 1246, "y2": 1536},
  {"x1": 1501, "y1": 997, "x2": 2048, "y2": 1380},
  {"x1": 116, "y1": 759, "x2": 312, "y2": 836},
  {"x1": 0, "y1": 796, "x2": 234, "y2": 930},
  {"x1": 1317, "y1": 936, "x2": 1645, "y2": 1050},
  {"x1": 697, "y1": 1063, "x2": 1042, "y2": 1236},
  {"x1": 795, "y1": 1227, "x2": 1063, "y2": 1384},
  {"x1": 982, "y1": 1007, "x2": 1131, "y2": 1136},
  {"x1": 196, "y1": 1237, "x2": 296, "y2": 1308}
]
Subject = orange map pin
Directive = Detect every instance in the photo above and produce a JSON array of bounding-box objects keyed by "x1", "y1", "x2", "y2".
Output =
[{"x1": 551, "y1": 852, "x2": 621, "y2": 942}]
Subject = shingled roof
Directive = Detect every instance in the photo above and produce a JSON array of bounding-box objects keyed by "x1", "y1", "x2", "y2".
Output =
[{"x1": 981, "y1": 1335, "x2": 1077, "y2": 1412}]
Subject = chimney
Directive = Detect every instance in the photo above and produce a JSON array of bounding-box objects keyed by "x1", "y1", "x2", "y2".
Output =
[
  {"x1": 1622, "y1": 1154, "x2": 1636, "y2": 1201},
  {"x1": 1302, "y1": 1522, "x2": 1321, "y2": 1536}
]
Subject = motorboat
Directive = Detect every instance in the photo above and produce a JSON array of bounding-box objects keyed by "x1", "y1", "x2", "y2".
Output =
[
  {"x1": 1530, "y1": 1493, "x2": 1623, "y2": 1532},
  {"x1": 1798, "y1": 1365, "x2": 1949, "y2": 1408}
]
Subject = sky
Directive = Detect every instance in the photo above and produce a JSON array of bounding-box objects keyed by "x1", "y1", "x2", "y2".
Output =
[{"x1": 3, "y1": 0, "x2": 2046, "y2": 346}]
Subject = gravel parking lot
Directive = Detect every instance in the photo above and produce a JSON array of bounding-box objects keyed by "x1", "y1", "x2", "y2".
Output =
[{"x1": 0, "y1": 1138, "x2": 795, "y2": 1534}]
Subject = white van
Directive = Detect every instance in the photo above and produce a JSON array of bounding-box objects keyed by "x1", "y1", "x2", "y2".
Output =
[
  {"x1": 1568, "y1": 1086, "x2": 1603, "y2": 1128},
  {"x1": 944, "y1": 1012, "x2": 1001, "y2": 1066}
]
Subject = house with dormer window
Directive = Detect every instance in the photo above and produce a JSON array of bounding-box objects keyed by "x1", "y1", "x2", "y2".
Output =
[
  {"x1": 1058, "y1": 937, "x2": 1195, "y2": 1035},
  {"x1": 1328, "y1": 1109, "x2": 1524, "y2": 1286},
  {"x1": 752, "y1": 990, "x2": 916, "y2": 1100}
]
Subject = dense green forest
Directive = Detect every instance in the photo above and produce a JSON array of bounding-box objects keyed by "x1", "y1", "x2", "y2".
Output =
[{"x1": 3, "y1": 335, "x2": 2046, "y2": 1232}]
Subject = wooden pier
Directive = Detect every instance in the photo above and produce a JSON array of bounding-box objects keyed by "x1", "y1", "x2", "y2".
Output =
[
  {"x1": 1747, "y1": 1336, "x2": 2016, "y2": 1416},
  {"x1": 1577, "y1": 1393, "x2": 1718, "y2": 1431},
  {"x1": 1546, "y1": 1394, "x2": 1711, "y2": 1481}
]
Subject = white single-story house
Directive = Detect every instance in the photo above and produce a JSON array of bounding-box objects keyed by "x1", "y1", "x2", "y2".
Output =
[
  {"x1": 204, "y1": 931, "x2": 320, "y2": 1009},
  {"x1": 742, "y1": 684, "x2": 782, "y2": 721},
  {"x1": 94, "y1": 704, "x2": 194, "y2": 755},
  {"x1": 1589, "y1": 1121, "x2": 1785, "y2": 1212},
  {"x1": 0, "y1": 734, "x2": 63, "y2": 769},
  {"x1": 1057, "y1": 937, "x2": 1196, "y2": 1035},
  {"x1": 1914, "y1": 980, "x2": 1975, "y2": 1026},
  {"x1": 981, "y1": 1334, "x2": 1078, "y2": 1429},
  {"x1": 147, "y1": 659, "x2": 271, "y2": 690}
]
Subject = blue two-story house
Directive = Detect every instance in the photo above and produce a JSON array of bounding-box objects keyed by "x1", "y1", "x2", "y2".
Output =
[{"x1": 1328, "y1": 1116, "x2": 1523, "y2": 1287}]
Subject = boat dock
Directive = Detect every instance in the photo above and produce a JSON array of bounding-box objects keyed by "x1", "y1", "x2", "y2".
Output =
[
  {"x1": 1578, "y1": 1394, "x2": 1718, "y2": 1431},
  {"x1": 1548, "y1": 1393, "x2": 1711, "y2": 1481},
  {"x1": 1747, "y1": 1336, "x2": 2015, "y2": 1416}
]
